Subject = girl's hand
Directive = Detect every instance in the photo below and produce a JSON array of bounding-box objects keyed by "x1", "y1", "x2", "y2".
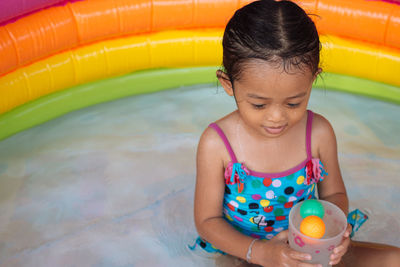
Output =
[
  {"x1": 329, "y1": 223, "x2": 352, "y2": 265},
  {"x1": 253, "y1": 230, "x2": 322, "y2": 267}
]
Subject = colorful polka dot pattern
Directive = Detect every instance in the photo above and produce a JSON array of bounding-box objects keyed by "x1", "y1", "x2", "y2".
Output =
[{"x1": 222, "y1": 160, "x2": 325, "y2": 240}]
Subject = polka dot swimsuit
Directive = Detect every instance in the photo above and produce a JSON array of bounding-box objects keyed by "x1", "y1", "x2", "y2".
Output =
[{"x1": 191, "y1": 110, "x2": 327, "y2": 254}]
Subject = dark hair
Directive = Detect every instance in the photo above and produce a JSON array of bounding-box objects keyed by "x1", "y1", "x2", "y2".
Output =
[{"x1": 222, "y1": 0, "x2": 320, "y2": 81}]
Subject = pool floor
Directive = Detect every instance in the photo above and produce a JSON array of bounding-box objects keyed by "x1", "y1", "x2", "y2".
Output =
[{"x1": 0, "y1": 84, "x2": 399, "y2": 266}]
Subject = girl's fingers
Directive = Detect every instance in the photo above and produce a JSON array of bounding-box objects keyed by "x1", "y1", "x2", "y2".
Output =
[
  {"x1": 287, "y1": 250, "x2": 325, "y2": 267},
  {"x1": 333, "y1": 244, "x2": 346, "y2": 255},
  {"x1": 288, "y1": 252, "x2": 323, "y2": 267},
  {"x1": 273, "y1": 229, "x2": 289, "y2": 241},
  {"x1": 334, "y1": 235, "x2": 350, "y2": 254},
  {"x1": 330, "y1": 251, "x2": 344, "y2": 262},
  {"x1": 338, "y1": 237, "x2": 350, "y2": 251},
  {"x1": 329, "y1": 258, "x2": 341, "y2": 266},
  {"x1": 289, "y1": 250, "x2": 312, "y2": 261},
  {"x1": 298, "y1": 263, "x2": 322, "y2": 267},
  {"x1": 330, "y1": 237, "x2": 350, "y2": 265},
  {"x1": 330, "y1": 246, "x2": 346, "y2": 259},
  {"x1": 298, "y1": 264, "x2": 321, "y2": 267},
  {"x1": 344, "y1": 223, "x2": 352, "y2": 237},
  {"x1": 285, "y1": 250, "x2": 321, "y2": 267}
]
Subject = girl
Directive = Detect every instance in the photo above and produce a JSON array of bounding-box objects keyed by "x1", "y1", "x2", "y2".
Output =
[{"x1": 193, "y1": 0, "x2": 400, "y2": 266}]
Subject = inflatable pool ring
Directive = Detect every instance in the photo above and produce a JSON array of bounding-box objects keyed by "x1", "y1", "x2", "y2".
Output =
[{"x1": 0, "y1": 0, "x2": 399, "y2": 142}]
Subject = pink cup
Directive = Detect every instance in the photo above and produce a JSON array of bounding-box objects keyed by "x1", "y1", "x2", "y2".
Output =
[{"x1": 288, "y1": 200, "x2": 347, "y2": 267}]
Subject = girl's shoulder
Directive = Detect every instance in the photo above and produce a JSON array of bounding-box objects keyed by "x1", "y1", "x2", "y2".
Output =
[
  {"x1": 200, "y1": 111, "x2": 238, "y2": 140},
  {"x1": 310, "y1": 112, "x2": 337, "y2": 158},
  {"x1": 197, "y1": 111, "x2": 237, "y2": 159},
  {"x1": 311, "y1": 112, "x2": 335, "y2": 137}
]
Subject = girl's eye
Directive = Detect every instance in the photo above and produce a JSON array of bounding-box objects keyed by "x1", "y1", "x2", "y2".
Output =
[
  {"x1": 287, "y1": 103, "x2": 301, "y2": 108},
  {"x1": 252, "y1": 104, "x2": 265, "y2": 109}
]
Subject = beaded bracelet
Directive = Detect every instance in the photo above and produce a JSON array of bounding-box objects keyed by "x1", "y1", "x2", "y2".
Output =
[{"x1": 246, "y1": 238, "x2": 258, "y2": 263}]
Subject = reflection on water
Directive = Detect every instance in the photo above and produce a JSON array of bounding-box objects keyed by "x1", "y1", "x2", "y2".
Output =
[{"x1": 0, "y1": 84, "x2": 399, "y2": 266}]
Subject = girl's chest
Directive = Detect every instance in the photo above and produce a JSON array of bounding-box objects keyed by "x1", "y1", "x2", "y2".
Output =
[{"x1": 224, "y1": 162, "x2": 318, "y2": 206}]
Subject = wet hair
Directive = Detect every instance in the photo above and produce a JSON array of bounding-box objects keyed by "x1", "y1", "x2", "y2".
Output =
[{"x1": 222, "y1": 0, "x2": 321, "y2": 81}]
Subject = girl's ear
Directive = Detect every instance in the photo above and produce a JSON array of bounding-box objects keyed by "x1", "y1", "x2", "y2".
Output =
[
  {"x1": 216, "y1": 70, "x2": 234, "y2": 96},
  {"x1": 313, "y1": 67, "x2": 322, "y2": 81}
]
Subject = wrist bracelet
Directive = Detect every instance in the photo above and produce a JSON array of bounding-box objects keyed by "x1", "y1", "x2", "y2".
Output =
[{"x1": 246, "y1": 238, "x2": 258, "y2": 263}]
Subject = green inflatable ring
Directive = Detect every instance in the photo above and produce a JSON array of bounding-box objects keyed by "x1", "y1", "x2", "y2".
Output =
[{"x1": 0, "y1": 67, "x2": 399, "y2": 141}]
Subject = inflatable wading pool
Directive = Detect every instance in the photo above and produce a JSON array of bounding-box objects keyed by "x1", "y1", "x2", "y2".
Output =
[{"x1": 0, "y1": 0, "x2": 399, "y2": 266}]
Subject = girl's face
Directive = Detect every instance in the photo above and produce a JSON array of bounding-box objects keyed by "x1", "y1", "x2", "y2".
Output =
[{"x1": 219, "y1": 59, "x2": 317, "y2": 138}]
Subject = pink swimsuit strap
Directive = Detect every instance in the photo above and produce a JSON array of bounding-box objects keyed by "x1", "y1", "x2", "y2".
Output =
[{"x1": 208, "y1": 121, "x2": 238, "y2": 163}]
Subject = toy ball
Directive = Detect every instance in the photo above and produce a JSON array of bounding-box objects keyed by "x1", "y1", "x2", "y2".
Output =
[
  {"x1": 300, "y1": 215, "x2": 326, "y2": 239},
  {"x1": 300, "y1": 199, "x2": 325, "y2": 219}
]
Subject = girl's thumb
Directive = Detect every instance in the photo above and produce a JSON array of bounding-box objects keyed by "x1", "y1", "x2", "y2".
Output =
[{"x1": 274, "y1": 230, "x2": 289, "y2": 241}]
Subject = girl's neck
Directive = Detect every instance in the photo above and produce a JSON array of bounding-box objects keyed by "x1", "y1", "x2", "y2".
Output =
[{"x1": 233, "y1": 111, "x2": 308, "y2": 173}]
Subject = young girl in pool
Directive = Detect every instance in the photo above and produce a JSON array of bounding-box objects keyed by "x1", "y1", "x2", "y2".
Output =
[{"x1": 193, "y1": 0, "x2": 400, "y2": 266}]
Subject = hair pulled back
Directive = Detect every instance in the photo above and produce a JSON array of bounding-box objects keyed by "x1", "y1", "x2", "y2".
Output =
[{"x1": 222, "y1": 0, "x2": 320, "y2": 81}]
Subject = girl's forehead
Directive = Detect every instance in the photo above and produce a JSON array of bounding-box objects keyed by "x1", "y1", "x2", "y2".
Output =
[
  {"x1": 235, "y1": 60, "x2": 314, "y2": 95},
  {"x1": 238, "y1": 59, "x2": 313, "y2": 79}
]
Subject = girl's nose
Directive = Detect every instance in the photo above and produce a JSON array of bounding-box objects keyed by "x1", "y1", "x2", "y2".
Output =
[{"x1": 266, "y1": 105, "x2": 285, "y2": 123}]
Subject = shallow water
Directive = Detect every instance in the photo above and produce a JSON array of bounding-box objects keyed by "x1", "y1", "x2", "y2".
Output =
[{"x1": 0, "y1": 84, "x2": 399, "y2": 266}]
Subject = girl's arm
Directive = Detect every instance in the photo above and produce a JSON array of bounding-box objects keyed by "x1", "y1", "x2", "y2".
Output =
[
  {"x1": 194, "y1": 126, "x2": 256, "y2": 260},
  {"x1": 313, "y1": 114, "x2": 349, "y2": 215},
  {"x1": 313, "y1": 114, "x2": 353, "y2": 266}
]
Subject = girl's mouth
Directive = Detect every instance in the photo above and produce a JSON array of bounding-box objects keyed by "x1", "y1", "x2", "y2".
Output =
[{"x1": 263, "y1": 125, "x2": 287, "y2": 135}]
